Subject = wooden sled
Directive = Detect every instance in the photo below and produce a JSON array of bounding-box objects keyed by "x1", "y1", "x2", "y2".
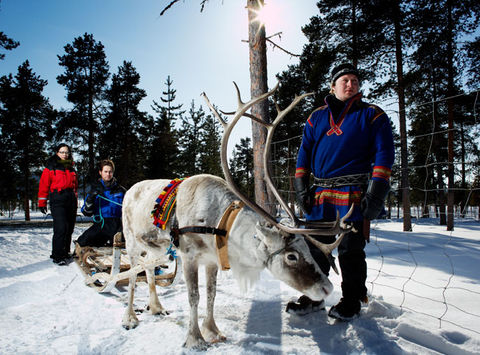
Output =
[{"x1": 74, "y1": 232, "x2": 181, "y2": 293}]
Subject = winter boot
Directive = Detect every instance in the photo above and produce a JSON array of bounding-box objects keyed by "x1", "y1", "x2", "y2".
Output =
[
  {"x1": 52, "y1": 258, "x2": 68, "y2": 266},
  {"x1": 328, "y1": 298, "x2": 361, "y2": 321},
  {"x1": 286, "y1": 295, "x2": 325, "y2": 315}
]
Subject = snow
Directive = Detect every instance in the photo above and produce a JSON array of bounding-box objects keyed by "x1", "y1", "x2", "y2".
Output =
[{"x1": 1, "y1": 213, "x2": 479, "y2": 354}]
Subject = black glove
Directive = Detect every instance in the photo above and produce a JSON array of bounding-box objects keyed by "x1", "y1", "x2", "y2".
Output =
[
  {"x1": 40, "y1": 206, "x2": 48, "y2": 215},
  {"x1": 361, "y1": 179, "x2": 390, "y2": 220},
  {"x1": 82, "y1": 185, "x2": 101, "y2": 217},
  {"x1": 294, "y1": 176, "x2": 313, "y2": 215},
  {"x1": 82, "y1": 200, "x2": 94, "y2": 217}
]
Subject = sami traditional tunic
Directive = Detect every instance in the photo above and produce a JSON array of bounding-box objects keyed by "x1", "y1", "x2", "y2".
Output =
[{"x1": 296, "y1": 93, "x2": 395, "y2": 222}]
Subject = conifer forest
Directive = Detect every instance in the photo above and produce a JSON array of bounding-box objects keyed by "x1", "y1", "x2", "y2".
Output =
[{"x1": 1, "y1": 1, "x2": 479, "y2": 227}]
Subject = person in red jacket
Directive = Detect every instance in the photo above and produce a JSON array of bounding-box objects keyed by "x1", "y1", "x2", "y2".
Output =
[{"x1": 38, "y1": 143, "x2": 78, "y2": 265}]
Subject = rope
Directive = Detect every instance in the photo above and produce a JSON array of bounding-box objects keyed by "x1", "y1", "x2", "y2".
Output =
[{"x1": 92, "y1": 195, "x2": 123, "y2": 229}]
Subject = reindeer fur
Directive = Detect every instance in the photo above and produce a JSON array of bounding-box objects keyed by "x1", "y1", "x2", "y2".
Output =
[{"x1": 121, "y1": 174, "x2": 333, "y2": 349}]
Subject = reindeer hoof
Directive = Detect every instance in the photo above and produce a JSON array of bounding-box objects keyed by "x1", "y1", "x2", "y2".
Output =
[
  {"x1": 201, "y1": 325, "x2": 226, "y2": 343},
  {"x1": 122, "y1": 313, "x2": 139, "y2": 330},
  {"x1": 147, "y1": 305, "x2": 170, "y2": 316},
  {"x1": 153, "y1": 309, "x2": 170, "y2": 316},
  {"x1": 183, "y1": 336, "x2": 208, "y2": 350},
  {"x1": 209, "y1": 334, "x2": 227, "y2": 344}
]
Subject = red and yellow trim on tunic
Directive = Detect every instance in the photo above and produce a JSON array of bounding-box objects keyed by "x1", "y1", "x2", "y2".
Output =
[
  {"x1": 295, "y1": 167, "x2": 310, "y2": 178},
  {"x1": 307, "y1": 106, "x2": 327, "y2": 128},
  {"x1": 314, "y1": 189, "x2": 362, "y2": 206},
  {"x1": 372, "y1": 166, "x2": 391, "y2": 181},
  {"x1": 307, "y1": 117, "x2": 314, "y2": 127}
]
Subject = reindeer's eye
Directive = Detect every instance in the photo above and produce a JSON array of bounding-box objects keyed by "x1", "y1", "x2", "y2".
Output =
[{"x1": 285, "y1": 252, "x2": 298, "y2": 265}]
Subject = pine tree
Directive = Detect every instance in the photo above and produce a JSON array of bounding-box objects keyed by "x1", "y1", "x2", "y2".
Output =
[
  {"x1": 57, "y1": 33, "x2": 110, "y2": 179},
  {"x1": 465, "y1": 36, "x2": 480, "y2": 90},
  {"x1": 407, "y1": 0, "x2": 480, "y2": 228},
  {"x1": 100, "y1": 61, "x2": 149, "y2": 187},
  {"x1": 0, "y1": 61, "x2": 55, "y2": 220},
  {"x1": 0, "y1": 31, "x2": 19, "y2": 60},
  {"x1": 199, "y1": 110, "x2": 222, "y2": 177},
  {"x1": 177, "y1": 100, "x2": 203, "y2": 176},
  {"x1": 229, "y1": 137, "x2": 254, "y2": 199},
  {"x1": 146, "y1": 76, "x2": 183, "y2": 179},
  {"x1": 158, "y1": 75, "x2": 183, "y2": 125},
  {"x1": 0, "y1": 74, "x2": 19, "y2": 214}
]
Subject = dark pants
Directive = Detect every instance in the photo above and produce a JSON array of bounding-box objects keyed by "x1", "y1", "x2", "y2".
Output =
[
  {"x1": 50, "y1": 190, "x2": 77, "y2": 260},
  {"x1": 308, "y1": 220, "x2": 367, "y2": 302},
  {"x1": 76, "y1": 217, "x2": 122, "y2": 247}
]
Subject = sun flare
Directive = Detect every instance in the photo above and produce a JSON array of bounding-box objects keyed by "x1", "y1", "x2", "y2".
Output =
[{"x1": 252, "y1": 1, "x2": 278, "y2": 28}]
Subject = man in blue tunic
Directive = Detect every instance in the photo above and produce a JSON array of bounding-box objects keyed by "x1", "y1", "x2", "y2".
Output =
[
  {"x1": 286, "y1": 63, "x2": 395, "y2": 320},
  {"x1": 76, "y1": 159, "x2": 126, "y2": 248}
]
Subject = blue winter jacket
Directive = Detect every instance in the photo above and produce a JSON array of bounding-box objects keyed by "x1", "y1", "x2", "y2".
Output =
[{"x1": 81, "y1": 178, "x2": 126, "y2": 220}]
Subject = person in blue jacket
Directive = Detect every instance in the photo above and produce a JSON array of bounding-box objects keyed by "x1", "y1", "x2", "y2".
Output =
[
  {"x1": 76, "y1": 159, "x2": 126, "y2": 247},
  {"x1": 286, "y1": 63, "x2": 395, "y2": 320}
]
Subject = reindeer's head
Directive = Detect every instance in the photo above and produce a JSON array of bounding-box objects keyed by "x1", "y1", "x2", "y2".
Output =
[
  {"x1": 254, "y1": 221, "x2": 333, "y2": 300},
  {"x1": 203, "y1": 82, "x2": 354, "y2": 299}
]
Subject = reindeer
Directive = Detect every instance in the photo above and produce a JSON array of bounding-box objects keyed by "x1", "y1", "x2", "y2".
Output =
[{"x1": 120, "y1": 83, "x2": 354, "y2": 349}]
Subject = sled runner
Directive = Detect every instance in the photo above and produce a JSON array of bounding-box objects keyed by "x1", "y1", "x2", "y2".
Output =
[{"x1": 74, "y1": 232, "x2": 180, "y2": 293}]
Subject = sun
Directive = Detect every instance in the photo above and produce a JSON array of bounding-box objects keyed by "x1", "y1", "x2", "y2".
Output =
[{"x1": 252, "y1": 1, "x2": 278, "y2": 28}]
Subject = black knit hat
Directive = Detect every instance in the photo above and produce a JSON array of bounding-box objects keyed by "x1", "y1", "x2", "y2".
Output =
[{"x1": 330, "y1": 63, "x2": 360, "y2": 83}]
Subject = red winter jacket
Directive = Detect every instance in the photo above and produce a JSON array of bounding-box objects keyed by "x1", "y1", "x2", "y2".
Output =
[{"x1": 38, "y1": 155, "x2": 78, "y2": 207}]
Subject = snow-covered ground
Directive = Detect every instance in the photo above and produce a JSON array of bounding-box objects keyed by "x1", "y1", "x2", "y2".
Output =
[{"x1": 0, "y1": 212, "x2": 479, "y2": 354}]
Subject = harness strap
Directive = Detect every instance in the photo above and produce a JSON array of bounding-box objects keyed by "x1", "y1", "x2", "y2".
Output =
[
  {"x1": 214, "y1": 200, "x2": 245, "y2": 271},
  {"x1": 169, "y1": 226, "x2": 225, "y2": 249},
  {"x1": 177, "y1": 226, "x2": 227, "y2": 236},
  {"x1": 168, "y1": 200, "x2": 245, "y2": 271}
]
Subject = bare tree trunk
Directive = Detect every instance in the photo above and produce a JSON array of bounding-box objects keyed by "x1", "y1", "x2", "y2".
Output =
[
  {"x1": 22, "y1": 110, "x2": 31, "y2": 221},
  {"x1": 446, "y1": 0, "x2": 455, "y2": 231},
  {"x1": 393, "y1": 1, "x2": 411, "y2": 231},
  {"x1": 247, "y1": 0, "x2": 274, "y2": 213},
  {"x1": 460, "y1": 120, "x2": 466, "y2": 218},
  {"x1": 88, "y1": 90, "x2": 95, "y2": 178},
  {"x1": 23, "y1": 173, "x2": 30, "y2": 221}
]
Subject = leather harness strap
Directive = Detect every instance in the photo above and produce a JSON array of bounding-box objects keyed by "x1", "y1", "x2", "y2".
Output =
[
  {"x1": 170, "y1": 200, "x2": 245, "y2": 271},
  {"x1": 214, "y1": 200, "x2": 245, "y2": 271},
  {"x1": 176, "y1": 226, "x2": 227, "y2": 236}
]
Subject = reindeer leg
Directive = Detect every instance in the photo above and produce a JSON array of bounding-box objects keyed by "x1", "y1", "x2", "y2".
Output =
[
  {"x1": 182, "y1": 258, "x2": 207, "y2": 349},
  {"x1": 201, "y1": 263, "x2": 225, "y2": 343},
  {"x1": 122, "y1": 253, "x2": 139, "y2": 329},
  {"x1": 145, "y1": 265, "x2": 169, "y2": 316}
]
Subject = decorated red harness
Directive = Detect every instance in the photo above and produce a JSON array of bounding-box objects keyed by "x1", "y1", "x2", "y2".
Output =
[{"x1": 152, "y1": 178, "x2": 186, "y2": 230}]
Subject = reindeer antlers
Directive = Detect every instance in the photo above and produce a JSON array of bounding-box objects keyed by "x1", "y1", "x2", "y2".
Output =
[{"x1": 202, "y1": 82, "x2": 354, "y2": 237}]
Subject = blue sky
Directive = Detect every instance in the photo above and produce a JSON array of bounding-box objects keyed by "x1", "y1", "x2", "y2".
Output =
[{"x1": 1, "y1": 0, "x2": 319, "y2": 147}]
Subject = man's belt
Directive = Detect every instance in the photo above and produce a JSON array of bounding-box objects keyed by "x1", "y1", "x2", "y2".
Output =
[{"x1": 313, "y1": 173, "x2": 370, "y2": 188}]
